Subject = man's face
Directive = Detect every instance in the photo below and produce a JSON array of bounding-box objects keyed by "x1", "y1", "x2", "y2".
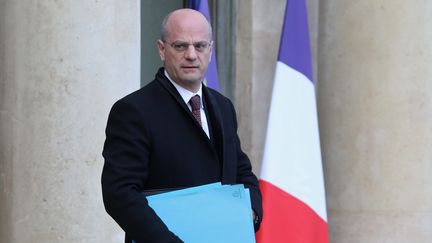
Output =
[{"x1": 157, "y1": 12, "x2": 212, "y2": 92}]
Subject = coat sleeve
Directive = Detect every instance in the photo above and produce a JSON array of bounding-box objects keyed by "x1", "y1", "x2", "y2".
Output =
[
  {"x1": 228, "y1": 101, "x2": 263, "y2": 231},
  {"x1": 101, "y1": 99, "x2": 183, "y2": 243}
]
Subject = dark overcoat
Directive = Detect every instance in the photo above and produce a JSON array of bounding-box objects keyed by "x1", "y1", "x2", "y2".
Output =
[{"x1": 102, "y1": 68, "x2": 262, "y2": 243}]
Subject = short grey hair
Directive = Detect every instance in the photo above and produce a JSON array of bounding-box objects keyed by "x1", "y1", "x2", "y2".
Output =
[{"x1": 160, "y1": 10, "x2": 213, "y2": 42}]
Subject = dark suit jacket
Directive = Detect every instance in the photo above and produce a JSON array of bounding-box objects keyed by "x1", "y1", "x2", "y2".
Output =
[{"x1": 102, "y1": 68, "x2": 262, "y2": 243}]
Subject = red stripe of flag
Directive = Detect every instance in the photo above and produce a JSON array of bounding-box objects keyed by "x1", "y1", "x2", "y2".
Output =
[{"x1": 256, "y1": 180, "x2": 329, "y2": 243}]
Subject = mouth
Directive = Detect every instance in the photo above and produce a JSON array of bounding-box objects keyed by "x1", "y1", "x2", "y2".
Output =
[{"x1": 181, "y1": 65, "x2": 199, "y2": 71}]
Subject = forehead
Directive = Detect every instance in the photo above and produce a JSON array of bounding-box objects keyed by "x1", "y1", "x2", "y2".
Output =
[{"x1": 166, "y1": 12, "x2": 211, "y2": 41}]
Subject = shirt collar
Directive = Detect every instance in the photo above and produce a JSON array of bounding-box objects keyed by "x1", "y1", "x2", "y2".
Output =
[{"x1": 164, "y1": 70, "x2": 203, "y2": 108}]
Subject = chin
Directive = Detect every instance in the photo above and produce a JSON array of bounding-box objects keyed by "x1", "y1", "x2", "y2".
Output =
[{"x1": 181, "y1": 75, "x2": 202, "y2": 84}]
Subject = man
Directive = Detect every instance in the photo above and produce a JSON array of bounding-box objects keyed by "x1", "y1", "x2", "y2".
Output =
[{"x1": 102, "y1": 9, "x2": 262, "y2": 243}]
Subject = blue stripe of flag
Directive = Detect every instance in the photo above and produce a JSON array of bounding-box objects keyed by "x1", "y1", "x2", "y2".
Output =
[{"x1": 278, "y1": 0, "x2": 314, "y2": 83}]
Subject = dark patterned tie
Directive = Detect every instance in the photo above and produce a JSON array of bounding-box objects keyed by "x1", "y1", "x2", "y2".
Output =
[{"x1": 189, "y1": 95, "x2": 202, "y2": 126}]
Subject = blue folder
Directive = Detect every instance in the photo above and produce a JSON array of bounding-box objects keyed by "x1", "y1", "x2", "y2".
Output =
[{"x1": 145, "y1": 183, "x2": 255, "y2": 243}]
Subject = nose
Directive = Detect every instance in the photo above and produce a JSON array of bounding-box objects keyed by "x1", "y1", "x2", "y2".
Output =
[{"x1": 184, "y1": 44, "x2": 197, "y2": 60}]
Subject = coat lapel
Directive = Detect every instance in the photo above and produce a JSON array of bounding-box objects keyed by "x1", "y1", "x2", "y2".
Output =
[
  {"x1": 202, "y1": 86, "x2": 228, "y2": 182},
  {"x1": 155, "y1": 68, "x2": 227, "y2": 180},
  {"x1": 155, "y1": 68, "x2": 213, "y2": 143}
]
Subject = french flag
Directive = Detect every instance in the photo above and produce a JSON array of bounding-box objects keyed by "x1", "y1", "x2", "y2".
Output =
[{"x1": 256, "y1": 0, "x2": 329, "y2": 242}]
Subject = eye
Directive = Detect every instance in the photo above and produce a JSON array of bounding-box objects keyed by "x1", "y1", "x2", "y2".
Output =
[
  {"x1": 172, "y1": 42, "x2": 189, "y2": 51},
  {"x1": 194, "y1": 42, "x2": 209, "y2": 52}
]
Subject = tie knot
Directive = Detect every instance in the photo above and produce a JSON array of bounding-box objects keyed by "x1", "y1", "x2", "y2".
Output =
[{"x1": 189, "y1": 95, "x2": 201, "y2": 112}]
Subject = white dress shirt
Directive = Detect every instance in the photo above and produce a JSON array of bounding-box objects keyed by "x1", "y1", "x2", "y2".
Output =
[{"x1": 164, "y1": 70, "x2": 210, "y2": 138}]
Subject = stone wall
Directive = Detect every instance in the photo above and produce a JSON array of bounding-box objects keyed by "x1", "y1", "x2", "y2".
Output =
[{"x1": 0, "y1": 0, "x2": 141, "y2": 242}]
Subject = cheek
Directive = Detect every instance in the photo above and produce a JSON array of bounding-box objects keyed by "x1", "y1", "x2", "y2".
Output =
[
  {"x1": 204, "y1": 53, "x2": 211, "y2": 62},
  {"x1": 165, "y1": 56, "x2": 181, "y2": 71},
  {"x1": 172, "y1": 56, "x2": 184, "y2": 67}
]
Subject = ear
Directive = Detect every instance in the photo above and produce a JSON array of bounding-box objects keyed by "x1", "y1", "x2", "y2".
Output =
[
  {"x1": 208, "y1": 43, "x2": 213, "y2": 62},
  {"x1": 157, "y1": 40, "x2": 165, "y2": 61}
]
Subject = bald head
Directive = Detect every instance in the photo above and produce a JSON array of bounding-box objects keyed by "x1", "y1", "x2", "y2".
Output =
[
  {"x1": 160, "y1": 9, "x2": 213, "y2": 42},
  {"x1": 157, "y1": 8, "x2": 214, "y2": 92}
]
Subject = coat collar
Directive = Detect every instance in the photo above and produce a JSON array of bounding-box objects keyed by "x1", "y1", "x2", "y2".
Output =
[
  {"x1": 155, "y1": 68, "x2": 227, "y2": 179},
  {"x1": 155, "y1": 68, "x2": 224, "y2": 142}
]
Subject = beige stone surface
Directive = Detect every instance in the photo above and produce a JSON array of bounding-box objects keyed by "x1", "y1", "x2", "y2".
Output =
[
  {"x1": 0, "y1": 0, "x2": 140, "y2": 242},
  {"x1": 235, "y1": 0, "x2": 254, "y2": 169},
  {"x1": 318, "y1": 0, "x2": 432, "y2": 242},
  {"x1": 249, "y1": 0, "x2": 286, "y2": 174}
]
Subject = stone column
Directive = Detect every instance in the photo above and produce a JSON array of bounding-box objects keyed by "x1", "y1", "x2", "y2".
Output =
[
  {"x1": 318, "y1": 1, "x2": 432, "y2": 242},
  {"x1": 235, "y1": 0, "x2": 255, "y2": 170},
  {"x1": 0, "y1": 1, "x2": 140, "y2": 242}
]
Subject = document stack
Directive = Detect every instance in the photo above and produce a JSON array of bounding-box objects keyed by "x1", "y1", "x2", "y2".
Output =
[{"x1": 146, "y1": 182, "x2": 256, "y2": 243}]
